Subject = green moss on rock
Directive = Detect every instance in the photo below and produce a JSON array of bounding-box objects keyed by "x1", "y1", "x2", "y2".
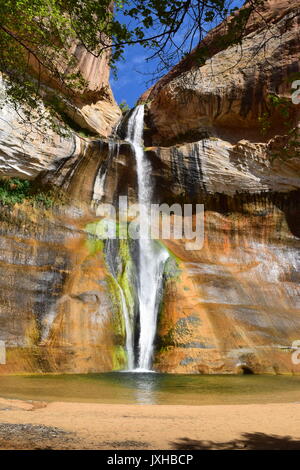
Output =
[
  {"x1": 112, "y1": 345, "x2": 127, "y2": 370},
  {"x1": 106, "y1": 274, "x2": 126, "y2": 345},
  {"x1": 117, "y1": 239, "x2": 136, "y2": 322}
]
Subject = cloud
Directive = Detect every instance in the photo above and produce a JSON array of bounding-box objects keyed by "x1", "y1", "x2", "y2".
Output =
[{"x1": 131, "y1": 54, "x2": 148, "y2": 65}]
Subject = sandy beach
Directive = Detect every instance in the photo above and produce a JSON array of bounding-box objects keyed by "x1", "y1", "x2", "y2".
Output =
[{"x1": 0, "y1": 398, "x2": 300, "y2": 449}]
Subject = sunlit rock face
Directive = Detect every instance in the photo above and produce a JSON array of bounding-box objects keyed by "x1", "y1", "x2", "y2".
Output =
[
  {"x1": 0, "y1": 80, "x2": 83, "y2": 179},
  {"x1": 54, "y1": 44, "x2": 121, "y2": 137},
  {"x1": 153, "y1": 199, "x2": 300, "y2": 374},
  {"x1": 142, "y1": 0, "x2": 300, "y2": 146},
  {"x1": 147, "y1": 140, "x2": 300, "y2": 199},
  {"x1": 0, "y1": 28, "x2": 121, "y2": 179},
  {"x1": 26, "y1": 31, "x2": 121, "y2": 136},
  {"x1": 0, "y1": 202, "x2": 129, "y2": 374},
  {"x1": 0, "y1": 28, "x2": 124, "y2": 373},
  {"x1": 0, "y1": 128, "x2": 138, "y2": 374}
]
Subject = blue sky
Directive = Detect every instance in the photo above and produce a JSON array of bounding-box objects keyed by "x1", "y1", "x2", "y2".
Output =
[
  {"x1": 110, "y1": 1, "x2": 244, "y2": 107},
  {"x1": 110, "y1": 42, "x2": 158, "y2": 107}
]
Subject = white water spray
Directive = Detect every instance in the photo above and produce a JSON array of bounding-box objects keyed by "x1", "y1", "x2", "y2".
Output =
[{"x1": 126, "y1": 105, "x2": 169, "y2": 371}]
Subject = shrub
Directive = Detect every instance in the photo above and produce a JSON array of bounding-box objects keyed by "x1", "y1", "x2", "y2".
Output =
[{"x1": 0, "y1": 177, "x2": 56, "y2": 208}]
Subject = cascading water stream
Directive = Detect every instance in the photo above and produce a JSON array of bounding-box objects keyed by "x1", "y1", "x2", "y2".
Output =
[{"x1": 126, "y1": 105, "x2": 169, "y2": 371}]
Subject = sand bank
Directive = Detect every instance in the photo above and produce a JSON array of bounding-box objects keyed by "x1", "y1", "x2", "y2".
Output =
[{"x1": 0, "y1": 398, "x2": 300, "y2": 449}]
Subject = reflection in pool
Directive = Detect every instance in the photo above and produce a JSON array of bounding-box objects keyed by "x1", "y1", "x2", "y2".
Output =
[{"x1": 0, "y1": 372, "x2": 300, "y2": 405}]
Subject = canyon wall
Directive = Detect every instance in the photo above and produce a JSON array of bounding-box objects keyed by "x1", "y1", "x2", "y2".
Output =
[
  {"x1": 0, "y1": 28, "x2": 124, "y2": 373},
  {"x1": 142, "y1": 0, "x2": 300, "y2": 373},
  {"x1": 0, "y1": 0, "x2": 299, "y2": 374}
]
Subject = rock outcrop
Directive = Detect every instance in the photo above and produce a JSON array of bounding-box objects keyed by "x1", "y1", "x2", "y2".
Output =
[
  {"x1": 26, "y1": 31, "x2": 121, "y2": 137},
  {"x1": 0, "y1": 29, "x2": 121, "y2": 180},
  {"x1": 153, "y1": 195, "x2": 300, "y2": 374},
  {"x1": 0, "y1": 79, "x2": 83, "y2": 179}
]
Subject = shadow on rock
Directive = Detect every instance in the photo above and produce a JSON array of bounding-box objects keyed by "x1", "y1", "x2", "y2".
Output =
[{"x1": 171, "y1": 432, "x2": 300, "y2": 450}]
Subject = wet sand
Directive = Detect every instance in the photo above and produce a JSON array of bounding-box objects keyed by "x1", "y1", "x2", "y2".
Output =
[{"x1": 0, "y1": 398, "x2": 300, "y2": 449}]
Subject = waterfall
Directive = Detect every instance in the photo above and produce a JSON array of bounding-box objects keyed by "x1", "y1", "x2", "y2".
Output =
[
  {"x1": 92, "y1": 106, "x2": 169, "y2": 372},
  {"x1": 126, "y1": 105, "x2": 169, "y2": 371}
]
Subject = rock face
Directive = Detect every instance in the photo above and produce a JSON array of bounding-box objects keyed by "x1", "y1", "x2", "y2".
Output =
[
  {"x1": 147, "y1": 140, "x2": 300, "y2": 197},
  {"x1": 27, "y1": 33, "x2": 121, "y2": 136},
  {"x1": 153, "y1": 196, "x2": 300, "y2": 374},
  {"x1": 0, "y1": 30, "x2": 121, "y2": 179},
  {"x1": 0, "y1": 0, "x2": 299, "y2": 375},
  {"x1": 0, "y1": 132, "x2": 136, "y2": 373},
  {"x1": 0, "y1": 201, "x2": 129, "y2": 373},
  {"x1": 0, "y1": 79, "x2": 83, "y2": 179},
  {"x1": 0, "y1": 28, "x2": 124, "y2": 372}
]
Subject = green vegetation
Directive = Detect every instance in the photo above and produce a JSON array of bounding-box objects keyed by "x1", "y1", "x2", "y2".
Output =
[
  {"x1": 85, "y1": 238, "x2": 104, "y2": 256},
  {"x1": 106, "y1": 274, "x2": 126, "y2": 343},
  {"x1": 269, "y1": 94, "x2": 292, "y2": 119},
  {"x1": 85, "y1": 220, "x2": 108, "y2": 255},
  {"x1": 163, "y1": 255, "x2": 181, "y2": 280},
  {"x1": 258, "y1": 111, "x2": 271, "y2": 135},
  {"x1": 84, "y1": 220, "x2": 132, "y2": 369},
  {"x1": 0, "y1": 178, "x2": 31, "y2": 205},
  {"x1": 119, "y1": 100, "x2": 130, "y2": 115},
  {"x1": 259, "y1": 93, "x2": 296, "y2": 136},
  {"x1": 0, "y1": 177, "x2": 61, "y2": 208},
  {"x1": 258, "y1": 91, "x2": 300, "y2": 161},
  {"x1": 117, "y1": 239, "x2": 136, "y2": 323},
  {"x1": 85, "y1": 221, "x2": 136, "y2": 370}
]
